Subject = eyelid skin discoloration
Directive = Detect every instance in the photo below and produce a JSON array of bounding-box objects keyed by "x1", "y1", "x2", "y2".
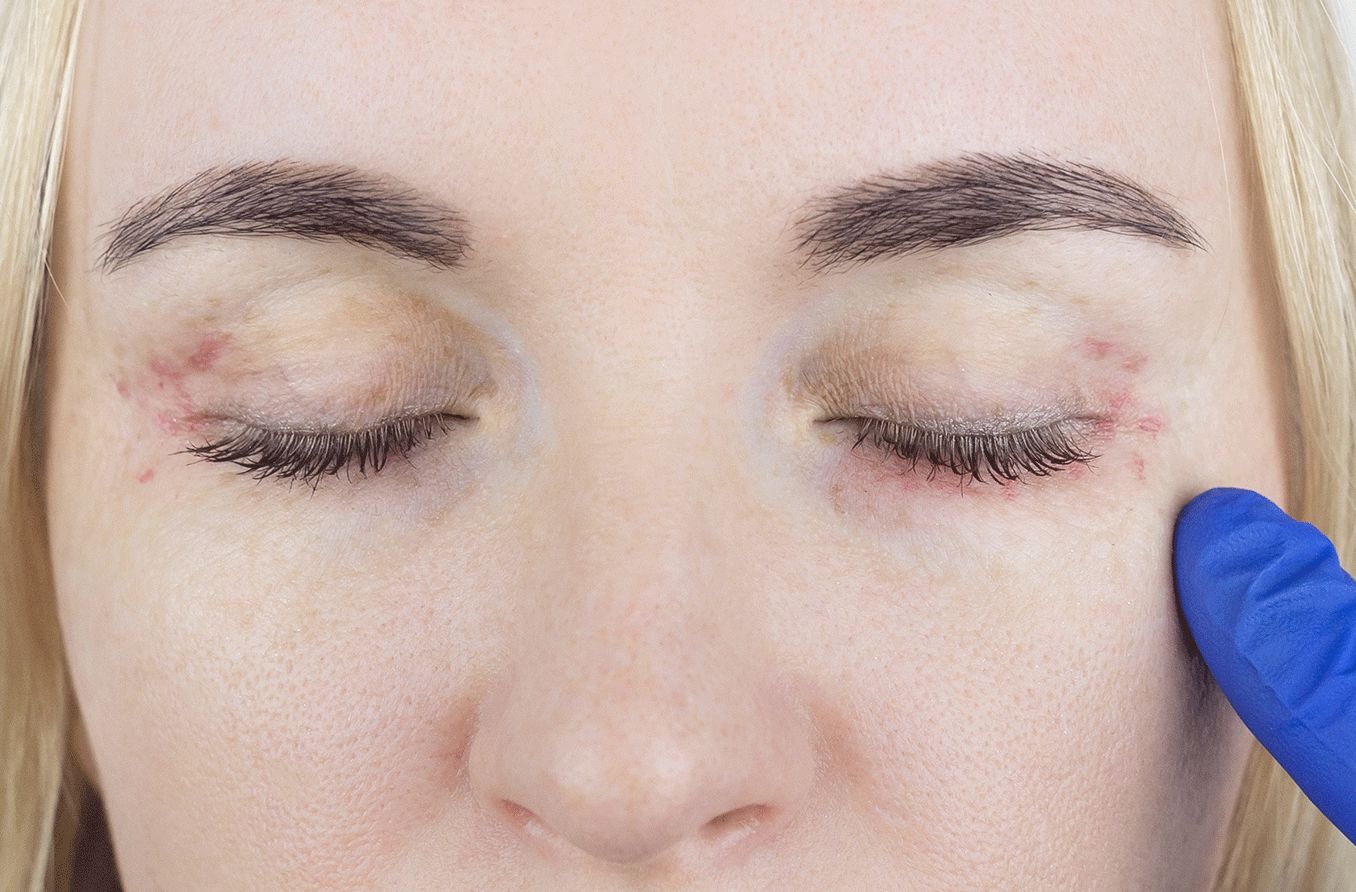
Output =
[
  {"x1": 803, "y1": 327, "x2": 1168, "y2": 509},
  {"x1": 126, "y1": 329, "x2": 232, "y2": 437},
  {"x1": 110, "y1": 294, "x2": 538, "y2": 502}
]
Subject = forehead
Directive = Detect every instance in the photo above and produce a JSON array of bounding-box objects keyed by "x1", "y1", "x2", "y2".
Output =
[{"x1": 67, "y1": 0, "x2": 1237, "y2": 268}]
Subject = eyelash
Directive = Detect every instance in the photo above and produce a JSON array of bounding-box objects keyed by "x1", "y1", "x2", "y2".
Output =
[
  {"x1": 176, "y1": 412, "x2": 466, "y2": 491},
  {"x1": 176, "y1": 405, "x2": 1094, "y2": 493},
  {"x1": 836, "y1": 414, "x2": 1099, "y2": 485}
]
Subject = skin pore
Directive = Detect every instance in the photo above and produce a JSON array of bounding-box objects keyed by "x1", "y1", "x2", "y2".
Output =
[{"x1": 44, "y1": 1, "x2": 1291, "y2": 889}]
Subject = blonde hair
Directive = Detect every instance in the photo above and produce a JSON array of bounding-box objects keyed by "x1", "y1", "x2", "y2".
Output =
[
  {"x1": 2, "y1": 1, "x2": 1355, "y2": 889},
  {"x1": 1210, "y1": 0, "x2": 1356, "y2": 886},
  {"x1": 1, "y1": 1, "x2": 85, "y2": 890}
]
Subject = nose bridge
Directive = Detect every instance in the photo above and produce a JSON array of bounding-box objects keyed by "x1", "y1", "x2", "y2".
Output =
[
  {"x1": 530, "y1": 399, "x2": 753, "y2": 742},
  {"x1": 549, "y1": 305, "x2": 736, "y2": 601},
  {"x1": 462, "y1": 329, "x2": 817, "y2": 868}
]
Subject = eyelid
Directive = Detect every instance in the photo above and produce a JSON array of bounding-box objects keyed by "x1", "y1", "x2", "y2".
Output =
[
  {"x1": 175, "y1": 409, "x2": 470, "y2": 490},
  {"x1": 823, "y1": 412, "x2": 1101, "y2": 485},
  {"x1": 841, "y1": 406, "x2": 1100, "y2": 436}
]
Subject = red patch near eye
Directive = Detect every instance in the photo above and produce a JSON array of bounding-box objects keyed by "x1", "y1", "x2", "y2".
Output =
[
  {"x1": 186, "y1": 331, "x2": 231, "y2": 372},
  {"x1": 133, "y1": 331, "x2": 233, "y2": 436},
  {"x1": 1082, "y1": 336, "x2": 1149, "y2": 375},
  {"x1": 1082, "y1": 337, "x2": 1115, "y2": 359}
]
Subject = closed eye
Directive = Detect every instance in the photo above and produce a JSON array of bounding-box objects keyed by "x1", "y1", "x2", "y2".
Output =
[
  {"x1": 175, "y1": 411, "x2": 472, "y2": 492},
  {"x1": 825, "y1": 414, "x2": 1099, "y2": 485}
]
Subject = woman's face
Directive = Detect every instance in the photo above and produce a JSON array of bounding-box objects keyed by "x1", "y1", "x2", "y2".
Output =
[{"x1": 45, "y1": 1, "x2": 1291, "y2": 888}]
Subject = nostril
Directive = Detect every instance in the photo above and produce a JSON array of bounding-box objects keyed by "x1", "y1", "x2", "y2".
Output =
[{"x1": 701, "y1": 803, "x2": 772, "y2": 847}]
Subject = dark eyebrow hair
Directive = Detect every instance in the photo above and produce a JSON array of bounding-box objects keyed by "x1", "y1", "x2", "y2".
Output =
[
  {"x1": 787, "y1": 151, "x2": 1206, "y2": 275},
  {"x1": 95, "y1": 159, "x2": 472, "y2": 274}
]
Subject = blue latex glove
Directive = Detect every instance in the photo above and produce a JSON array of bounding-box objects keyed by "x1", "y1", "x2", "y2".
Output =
[{"x1": 1174, "y1": 486, "x2": 1356, "y2": 843}]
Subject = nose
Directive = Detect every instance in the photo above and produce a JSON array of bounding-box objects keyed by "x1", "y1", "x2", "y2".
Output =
[
  {"x1": 465, "y1": 519, "x2": 818, "y2": 869},
  {"x1": 469, "y1": 640, "x2": 816, "y2": 867}
]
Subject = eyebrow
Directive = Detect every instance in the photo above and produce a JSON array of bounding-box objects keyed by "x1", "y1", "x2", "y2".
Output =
[
  {"x1": 787, "y1": 151, "x2": 1206, "y2": 275},
  {"x1": 96, "y1": 159, "x2": 472, "y2": 274},
  {"x1": 97, "y1": 151, "x2": 1202, "y2": 279}
]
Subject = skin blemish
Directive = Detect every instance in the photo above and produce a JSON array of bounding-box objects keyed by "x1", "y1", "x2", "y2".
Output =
[
  {"x1": 1081, "y1": 337, "x2": 1115, "y2": 359},
  {"x1": 186, "y1": 331, "x2": 232, "y2": 372},
  {"x1": 148, "y1": 357, "x2": 193, "y2": 415},
  {"x1": 153, "y1": 409, "x2": 208, "y2": 436},
  {"x1": 818, "y1": 328, "x2": 1162, "y2": 512},
  {"x1": 1082, "y1": 335, "x2": 1149, "y2": 375},
  {"x1": 1136, "y1": 415, "x2": 1163, "y2": 435},
  {"x1": 136, "y1": 468, "x2": 155, "y2": 484},
  {"x1": 129, "y1": 328, "x2": 234, "y2": 436},
  {"x1": 1121, "y1": 353, "x2": 1147, "y2": 373}
]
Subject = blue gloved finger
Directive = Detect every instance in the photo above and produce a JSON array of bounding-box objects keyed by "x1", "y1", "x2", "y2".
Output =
[{"x1": 1174, "y1": 486, "x2": 1356, "y2": 843}]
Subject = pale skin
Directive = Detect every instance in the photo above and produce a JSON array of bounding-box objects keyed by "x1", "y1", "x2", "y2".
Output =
[{"x1": 44, "y1": 1, "x2": 1291, "y2": 889}]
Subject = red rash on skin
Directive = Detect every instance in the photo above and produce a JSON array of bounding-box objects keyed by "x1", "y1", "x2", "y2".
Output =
[
  {"x1": 834, "y1": 332, "x2": 1165, "y2": 502},
  {"x1": 186, "y1": 331, "x2": 231, "y2": 372},
  {"x1": 1121, "y1": 353, "x2": 1147, "y2": 373},
  {"x1": 1081, "y1": 337, "x2": 1115, "y2": 360},
  {"x1": 1137, "y1": 416, "x2": 1163, "y2": 434},
  {"x1": 118, "y1": 330, "x2": 231, "y2": 481}
]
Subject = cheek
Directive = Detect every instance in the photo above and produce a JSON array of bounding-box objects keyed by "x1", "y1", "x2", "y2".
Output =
[
  {"x1": 46, "y1": 350, "x2": 509, "y2": 886},
  {"x1": 785, "y1": 504, "x2": 1246, "y2": 882},
  {"x1": 50, "y1": 506, "x2": 503, "y2": 886}
]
